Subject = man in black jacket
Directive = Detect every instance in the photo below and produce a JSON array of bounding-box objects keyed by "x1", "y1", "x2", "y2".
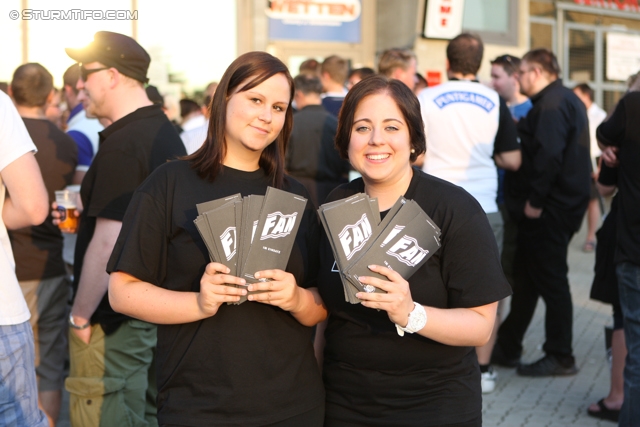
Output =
[
  {"x1": 286, "y1": 73, "x2": 349, "y2": 207},
  {"x1": 494, "y1": 49, "x2": 591, "y2": 376}
]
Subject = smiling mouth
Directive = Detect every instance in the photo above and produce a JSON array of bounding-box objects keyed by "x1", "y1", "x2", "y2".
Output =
[
  {"x1": 252, "y1": 126, "x2": 269, "y2": 134},
  {"x1": 366, "y1": 154, "x2": 390, "y2": 160}
]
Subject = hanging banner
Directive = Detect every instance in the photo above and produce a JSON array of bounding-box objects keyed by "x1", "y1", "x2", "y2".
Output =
[
  {"x1": 267, "y1": 0, "x2": 362, "y2": 43},
  {"x1": 606, "y1": 33, "x2": 640, "y2": 81},
  {"x1": 423, "y1": 0, "x2": 465, "y2": 40}
]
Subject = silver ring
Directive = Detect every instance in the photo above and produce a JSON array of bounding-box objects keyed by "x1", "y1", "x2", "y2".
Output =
[{"x1": 363, "y1": 284, "x2": 375, "y2": 293}]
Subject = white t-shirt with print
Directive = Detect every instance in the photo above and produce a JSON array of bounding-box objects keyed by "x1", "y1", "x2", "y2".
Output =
[{"x1": 0, "y1": 91, "x2": 37, "y2": 325}]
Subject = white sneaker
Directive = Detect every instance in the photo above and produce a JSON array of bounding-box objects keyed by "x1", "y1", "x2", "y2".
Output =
[{"x1": 481, "y1": 367, "x2": 497, "y2": 394}]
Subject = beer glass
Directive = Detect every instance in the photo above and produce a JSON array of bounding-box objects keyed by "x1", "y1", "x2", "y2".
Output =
[{"x1": 55, "y1": 190, "x2": 79, "y2": 233}]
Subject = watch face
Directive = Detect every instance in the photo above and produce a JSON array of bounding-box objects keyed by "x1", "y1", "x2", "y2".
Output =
[{"x1": 408, "y1": 304, "x2": 427, "y2": 332}]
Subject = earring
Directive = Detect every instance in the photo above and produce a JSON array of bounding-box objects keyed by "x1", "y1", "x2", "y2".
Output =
[{"x1": 410, "y1": 148, "x2": 415, "y2": 154}]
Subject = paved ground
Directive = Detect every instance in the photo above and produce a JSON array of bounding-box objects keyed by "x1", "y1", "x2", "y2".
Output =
[
  {"x1": 482, "y1": 220, "x2": 617, "y2": 427},
  {"x1": 58, "y1": 219, "x2": 616, "y2": 427}
]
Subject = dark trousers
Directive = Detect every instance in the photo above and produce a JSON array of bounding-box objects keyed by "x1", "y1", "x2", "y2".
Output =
[{"x1": 497, "y1": 212, "x2": 576, "y2": 358}]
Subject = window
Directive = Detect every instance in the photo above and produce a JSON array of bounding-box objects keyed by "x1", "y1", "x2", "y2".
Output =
[{"x1": 461, "y1": 0, "x2": 519, "y2": 45}]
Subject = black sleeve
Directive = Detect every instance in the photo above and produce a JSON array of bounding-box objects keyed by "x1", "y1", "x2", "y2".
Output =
[
  {"x1": 527, "y1": 104, "x2": 571, "y2": 208},
  {"x1": 597, "y1": 98, "x2": 626, "y2": 148},
  {"x1": 493, "y1": 97, "x2": 520, "y2": 155},
  {"x1": 107, "y1": 180, "x2": 168, "y2": 286},
  {"x1": 86, "y1": 147, "x2": 148, "y2": 221},
  {"x1": 597, "y1": 163, "x2": 618, "y2": 187}
]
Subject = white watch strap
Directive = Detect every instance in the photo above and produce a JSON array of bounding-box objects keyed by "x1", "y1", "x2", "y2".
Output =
[{"x1": 395, "y1": 302, "x2": 427, "y2": 336}]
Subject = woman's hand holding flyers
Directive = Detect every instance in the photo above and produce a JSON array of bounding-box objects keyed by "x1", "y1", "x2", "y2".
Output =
[
  {"x1": 356, "y1": 264, "x2": 416, "y2": 328},
  {"x1": 198, "y1": 262, "x2": 247, "y2": 316},
  {"x1": 247, "y1": 269, "x2": 301, "y2": 312}
]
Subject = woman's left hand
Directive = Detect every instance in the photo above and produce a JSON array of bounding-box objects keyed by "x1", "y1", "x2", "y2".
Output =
[
  {"x1": 356, "y1": 264, "x2": 415, "y2": 327},
  {"x1": 247, "y1": 269, "x2": 301, "y2": 312}
]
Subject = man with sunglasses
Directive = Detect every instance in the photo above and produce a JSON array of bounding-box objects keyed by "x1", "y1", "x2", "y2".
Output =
[
  {"x1": 495, "y1": 48, "x2": 591, "y2": 377},
  {"x1": 63, "y1": 31, "x2": 186, "y2": 427}
]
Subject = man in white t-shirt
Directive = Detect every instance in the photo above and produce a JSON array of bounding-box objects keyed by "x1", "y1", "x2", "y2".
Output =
[
  {"x1": 0, "y1": 90, "x2": 49, "y2": 427},
  {"x1": 573, "y1": 83, "x2": 607, "y2": 253},
  {"x1": 417, "y1": 33, "x2": 521, "y2": 394}
]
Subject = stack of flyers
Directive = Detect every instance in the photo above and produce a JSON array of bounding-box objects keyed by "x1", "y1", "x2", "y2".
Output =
[
  {"x1": 319, "y1": 195, "x2": 442, "y2": 304},
  {"x1": 194, "y1": 188, "x2": 307, "y2": 305}
]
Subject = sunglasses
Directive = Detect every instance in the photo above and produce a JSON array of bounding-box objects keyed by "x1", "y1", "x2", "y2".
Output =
[{"x1": 80, "y1": 66, "x2": 110, "y2": 81}]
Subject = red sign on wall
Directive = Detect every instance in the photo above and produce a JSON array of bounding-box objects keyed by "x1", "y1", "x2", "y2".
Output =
[
  {"x1": 426, "y1": 71, "x2": 442, "y2": 87},
  {"x1": 573, "y1": 0, "x2": 640, "y2": 12}
]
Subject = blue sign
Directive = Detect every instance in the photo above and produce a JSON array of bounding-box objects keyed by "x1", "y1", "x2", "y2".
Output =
[{"x1": 267, "y1": 0, "x2": 362, "y2": 43}]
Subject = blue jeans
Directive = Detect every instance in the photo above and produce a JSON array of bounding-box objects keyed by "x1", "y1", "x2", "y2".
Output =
[
  {"x1": 0, "y1": 321, "x2": 48, "y2": 427},
  {"x1": 617, "y1": 261, "x2": 640, "y2": 427}
]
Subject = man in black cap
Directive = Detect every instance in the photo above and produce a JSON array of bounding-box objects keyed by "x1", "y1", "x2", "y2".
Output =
[{"x1": 63, "y1": 31, "x2": 186, "y2": 427}]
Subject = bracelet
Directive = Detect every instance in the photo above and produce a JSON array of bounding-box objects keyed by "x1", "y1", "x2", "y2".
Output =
[{"x1": 69, "y1": 313, "x2": 91, "y2": 330}]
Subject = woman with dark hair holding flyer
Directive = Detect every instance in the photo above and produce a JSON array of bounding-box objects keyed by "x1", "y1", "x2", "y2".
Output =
[
  {"x1": 107, "y1": 52, "x2": 326, "y2": 426},
  {"x1": 315, "y1": 75, "x2": 511, "y2": 427}
]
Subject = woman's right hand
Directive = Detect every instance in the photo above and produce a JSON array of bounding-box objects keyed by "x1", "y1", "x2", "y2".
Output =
[{"x1": 198, "y1": 262, "x2": 247, "y2": 317}]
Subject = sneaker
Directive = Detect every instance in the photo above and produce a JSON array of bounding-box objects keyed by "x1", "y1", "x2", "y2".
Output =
[
  {"x1": 481, "y1": 367, "x2": 497, "y2": 394},
  {"x1": 490, "y1": 344, "x2": 520, "y2": 368},
  {"x1": 517, "y1": 354, "x2": 578, "y2": 377}
]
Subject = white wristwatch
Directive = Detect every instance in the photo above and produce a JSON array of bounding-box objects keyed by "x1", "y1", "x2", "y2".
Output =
[{"x1": 395, "y1": 302, "x2": 427, "y2": 336}]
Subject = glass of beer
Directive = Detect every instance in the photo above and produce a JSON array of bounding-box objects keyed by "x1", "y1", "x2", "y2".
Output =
[{"x1": 55, "y1": 190, "x2": 79, "y2": 233}]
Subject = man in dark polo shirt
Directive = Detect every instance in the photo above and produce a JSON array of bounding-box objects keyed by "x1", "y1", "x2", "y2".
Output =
[
  {"x1": 8, "y1": 62, "x2": 77, "y2": 427},
  {"x1": 494, "y1": 48, "x2": 591, "y2": 377},
  {"x1": 63, "y1": 31, "x2": 186, "y2": 427},
  {"x1": 286, "y1": 73, "x2": 349, "y2": 207}
]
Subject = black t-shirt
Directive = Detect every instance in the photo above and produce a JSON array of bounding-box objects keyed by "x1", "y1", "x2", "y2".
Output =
[
  {"x1": 73, "y1": 105, "x2": 186, "y2": 332},
  {"x1": 9, "y1": 118, "x2": 77, "y2": 281},
  {"x1": 596, "y1": 91, "x2": 640, "y2": 265},
  {"x1": 107, "y1": 161, "x2": 324, "y2": 426},
  {"x1": 317, "y1": 168, "x2": 511, "y2": 427}
]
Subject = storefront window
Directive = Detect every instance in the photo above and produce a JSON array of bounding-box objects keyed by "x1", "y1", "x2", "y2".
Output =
[{"x1": 461, "y1": 0, "x2": 518, "y2": 45}]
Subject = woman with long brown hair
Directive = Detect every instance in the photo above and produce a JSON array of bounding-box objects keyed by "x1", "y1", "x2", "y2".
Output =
[
  {"x1": 107, "y1": 52, "x2": 326, "y2": 426},
  {"x1": 315, "y1": 76, "x2": 511, "y2": 426}
]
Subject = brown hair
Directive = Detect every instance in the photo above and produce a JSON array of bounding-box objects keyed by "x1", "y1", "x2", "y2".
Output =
[
  {"x1": 335, "y1": 75, "x2": 425, "y2": 163},
  {"x1": 490, "y1": 54, "x2": 521, "y2": 76},
  {"x1": 378, "y1": 48, "x2": 416, "y2": 77},
  {"x1": 187, "y1": 51, "x2": 294, "y2": 188},
  {"x1": 573, "y1": 83, "x2": 594, "y2": 102},
  {"x1": 63, "y1": 63, "x2": 81, "y2": 94},
  {"x1": 447, "y1": 33, "x2": 484, "y2": 76},
  {"x1": 293, "y1": 74, "x2": 323, "y2": 95},
  {"x1": 321, "y1": 55, "x2": 349, "y2": 85},
  {"x1": 522, "y1": 48, "x2": 561, "y2": 78},
  {"x1": 11, "y1": 63, "x2": 53, "y2": 107}
]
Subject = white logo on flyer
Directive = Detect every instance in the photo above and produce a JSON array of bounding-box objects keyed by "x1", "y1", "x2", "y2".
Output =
[
  {"x1": 379, "y1": 224, "x2": 405, "y2": 248},
  {"x1": 220, "y1": 227, "x2": 236, "y2": 261},
  {"x1": 386, "y1": 235, "x2": 429, "y2": 267},
  {"x1": 338, "y1": 214, "x2": 373, "y2": 260},
  {"x1": 260, "y1": 212, "x2": 298, "y2": 240}
]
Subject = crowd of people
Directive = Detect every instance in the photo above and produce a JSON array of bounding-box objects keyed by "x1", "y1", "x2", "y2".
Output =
[{"x1": 0, "y1": 29, "x2": 638, "y2": 427}]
